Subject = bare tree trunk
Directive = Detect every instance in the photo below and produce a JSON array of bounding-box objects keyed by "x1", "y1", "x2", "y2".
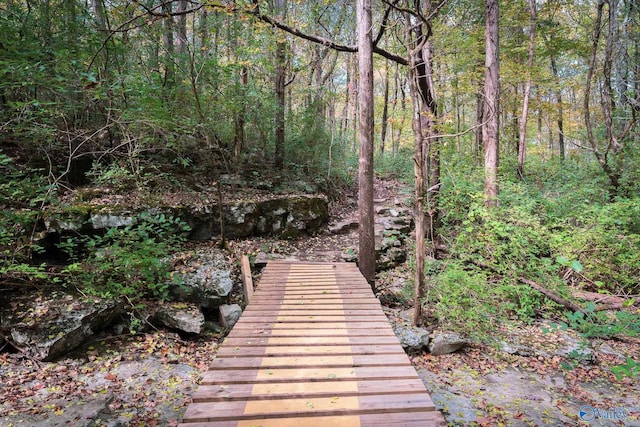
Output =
[
  {"x1": 380, "y1": 59, "x2": 390, "y2": 154},
  {"x1": 274, "y1": 0, "x2": 287, "y2": 169},
  {"x1": 405, "y1": 2, "x2": 442, "y2": 326},
  {"x1": 549, "y1": 54, "x2": 565, "y2": 161},
  {"x1": 176, "y1": 0, "x2": 187, "y2": 54},
  {"x1": 475, "y1": 86, "x2": 484, "y2": 165},
  {"x1": 517, "y1": 0, "x2": 536, "y2": 180},
  {"x1": 483, "y1": 0, "x2": 500, "y2": 207},
  {"x1": 357, "y1": 0, "x2": 376, "y2": 285},
  {"x1": 234, "y1": 67, "x2": 248, "y2": 159},
  {"x1": 162, "y1": 1, "x2": 175, "y2": 89},
  {"x1": 585, "y1": 1, "x2": 622, "y2": 196}
]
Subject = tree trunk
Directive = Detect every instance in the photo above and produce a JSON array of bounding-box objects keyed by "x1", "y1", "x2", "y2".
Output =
[
  {"x1": 549, "y1": 54, "x2": 565, "y2": 161},
  {"x1": 274, "y1": 0, "x2": 287, "y2": 169},
  {"x1": 483, "y1": 0, "x2": 500, "y2": 207},
  {"x1": 234, "y1": 67, "x2": 248, "y2": 159},
  {"x1": 405, "y1": 2, "x2": 442, "y2": 326},
  {"x1": 475, "y1": 86, "x2": 484, "y2": 165},
  {"x1": 517, "y1": 0, "x2": 536, "y2": 180},
  {"x1": 162, "y1": 1, "x2": 175, "y2": 89},
  {"x1": 585, "y1": 1, "x2": 622, "y2": 196},
  {"x1": 380, "y1": 59, "x2": 390, "y2": 154},
  {"x1": 176, "y1": 0, "x2": 187, "y2": 54},
  {"x1": 356, "y1": 0, "x2": 376, "y2": 285}
]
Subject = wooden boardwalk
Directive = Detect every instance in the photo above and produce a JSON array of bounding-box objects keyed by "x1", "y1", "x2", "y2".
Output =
[{"x1": 179, "y1": 261, "x2": 445, "y2": 426}]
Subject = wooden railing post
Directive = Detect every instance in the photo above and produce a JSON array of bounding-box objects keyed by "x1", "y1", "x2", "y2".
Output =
[{"x1": 240, "y1": 255, "x2": 254, "y2": 305}]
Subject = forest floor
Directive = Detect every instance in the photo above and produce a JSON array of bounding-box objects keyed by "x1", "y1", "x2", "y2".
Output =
[{"x1": 1, "y1": 178, "x2": 639, "y2": 426}]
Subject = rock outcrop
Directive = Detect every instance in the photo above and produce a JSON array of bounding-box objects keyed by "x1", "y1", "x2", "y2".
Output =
[{"x1": 0, "y1": 292, "x2": 124, "y2": 361}]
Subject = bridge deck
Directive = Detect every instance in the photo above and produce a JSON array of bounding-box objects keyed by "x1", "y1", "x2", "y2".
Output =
[{"x1": 179, "y1": 261, "x2": 445, "y2": 426}]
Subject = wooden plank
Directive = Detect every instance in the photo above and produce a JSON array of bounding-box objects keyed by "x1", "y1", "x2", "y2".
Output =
[
  {"x1": 192, "y1": 378, "x2": 429, "y2": 402},
  {"x1": 226, "y1": 328, "x2": 396, "y2": 338},
  {"x1": 232, "y1": 322, "x2": 392, "y2": 330},
  {"x1": 240, "y1": 255, "x2": 254, "y2": 305},
  {"x1": 200, "y1": 366, "x2": 423, "y2": 385},
  {"x1": 210, "y1": 354, "x2": 411, "y2": 369},
  {"x1": 221, "y1": 336, "x2": 401, "y2": 347},
  {"x1": 216, "y1": 344, "x2": 402, "y2": 357},
  {"x1": 236, "y1": 314, "x2": 389, "y2": 322},
  {"x1": 182, "y1": 393, "x2": 435, "y2": 423},
  {"x1": 179, "y1": 411, "x2": 446, "y2": 427}
]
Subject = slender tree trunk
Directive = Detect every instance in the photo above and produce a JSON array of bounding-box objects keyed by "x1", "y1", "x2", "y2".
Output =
[
  {"x1": 176, "y1": 0, "x2": 187, "y2": 54},
  {"x1": 483, "y1": 0, "x2": 500, "y2": 206},
  {"x1": 405, "y1": 2, "x2": 442, "y2": 326},
  {"x1": 517, "y1": 0, "x2": 536, "y2": 180},
  {"x1": 475, "y1": 87, "x2": 484, "y2": 165},
  {"x1": 162, "y1": 1, "x2": 175, "y2": 89},
  {"x1": 234, "y1": 67, "x2": 248, "y2": 159},
  {"x1": 585, "y1": 1, "x2": 621, "y2": 195},
  {"x1": 548, "y1": 54, "x2": 565, "y2": 161},
  {"x1": 356, "y1": 0, "x2": 376, "y2": 285},
  {"x1": 274, "y1": 0, "x2": 287, "y2": 169},
  {"x1": 380, "y1": 59, "x2": 390, "y2": 154}
]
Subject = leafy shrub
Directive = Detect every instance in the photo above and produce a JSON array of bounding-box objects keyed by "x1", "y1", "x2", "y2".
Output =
[
  {"x1": 65, "y1": 212, "x2": 190, "y2": 301},
  {"x1": 0, "y1": 151, "x2": 53, "y2": 282}
]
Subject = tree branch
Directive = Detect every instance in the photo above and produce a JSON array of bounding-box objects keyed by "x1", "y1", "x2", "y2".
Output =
[{"x1": 208, "y1": 2, "x2": 409, "y2": 65}]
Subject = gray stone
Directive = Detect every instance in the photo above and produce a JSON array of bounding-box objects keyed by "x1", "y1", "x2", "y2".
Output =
[
  {"x1": 90, "y1": 212, "x2": 135, "y2": 229},
  {"x1": 392, "y1": 323, "x2": 431, "y2": 354},
  {"x1": 554, "y1": 335, "x2": 595, "y2": 363},
  {"x1": 219, "y1": 304, "x2": 242, "y2": 330},
  {"x1": 329, "y1": 219, "x2": 359, "y2": 234},
  {"x1": 499, "y1": 341, "x2": 537, "y2": 357},
  {"x1": 152, "y1": 303, "x2": 204, "y2": 335},
  {"x1": 1, "y1": 292, "x2": 123, "y2": 361},
  {"x1": 169, "y1": 249, "x2": 234, "y2": 308},
  {"x1": 429, "y1": 332, "x2": 469, "y2": 356}
]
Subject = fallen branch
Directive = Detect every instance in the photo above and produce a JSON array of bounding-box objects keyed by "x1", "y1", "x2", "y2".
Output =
[
  {"x1": 471, "y1": 260, "x2": 585, "y2": 314},
  {"x1": 570, "y1": 290, "x2": 636, "y2": 312},
  {"x1": 518, "y1": 276, "x2": 586, "y2": 314},
  {"x1": 0, "y1": 331, "x2": 41, "y2": 369}
]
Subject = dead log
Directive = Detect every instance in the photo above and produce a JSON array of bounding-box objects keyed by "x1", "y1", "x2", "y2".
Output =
[
  {"x1": 471, "y1": 260, "x2": 585, "y2": 314},
  {"x1": 570, "y1": 289, "x2": 633, "y2": 311},
  {"x1": 517, "y1": 276, "x2": 585, "y2": 314}
]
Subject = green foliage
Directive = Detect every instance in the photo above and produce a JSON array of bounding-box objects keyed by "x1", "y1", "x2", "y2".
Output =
[
  {"x1": 0, "y1": 151, "x2": 55, "y2": 282},
  {"x1": 544, "y1": 303, "x2": 640, "y2": 340},
  {"x1": 65, "y1": 213, "x2": 190, "y2": 302},
  {"x1": 374, "y1": 148, "x2": 414, "y2": 182},
  {"x1": 430, "y1": 262, "x2": 499, "y2": 341},
  {"x1": 610, "y1": 358, "x2": 640, "y2": 381}
]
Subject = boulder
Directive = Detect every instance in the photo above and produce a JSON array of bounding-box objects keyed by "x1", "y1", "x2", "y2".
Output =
[
  {"x1": 329, "y1": 219, "x2": 359, "y2": 235},
  {"x1": 392, "y1": 323, "x2": 431, "y2": 354},
  {"x1": 0, "y1": 292, "x2": 123, "y2": 361},
  {"x1": 151, "y1": 302, "x2": 205, "y2": 335},
  {"x1": 375, "y1": 230, "x2": 408, "y2": 271},
  {"x1": 219, "y1": 304, "x2": 243, "y2": 330},
  {"x1": 429, "y1": 332, "x2": 469, "y2": 356},
  {"x1": 169, "y1": 249, "x2": 234, "y2": 309}
]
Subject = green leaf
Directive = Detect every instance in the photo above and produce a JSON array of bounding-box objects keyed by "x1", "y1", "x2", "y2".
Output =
[
  {"x1": 556, "y1": 256, "x2": 569, "y2": 266},
  {"x1": 570, "y1": 260, "x2": 583, "y2": 272}
]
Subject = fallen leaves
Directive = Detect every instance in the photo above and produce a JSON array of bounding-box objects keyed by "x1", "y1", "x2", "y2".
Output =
[{"x1": 0, "y1": 330, "x2": 219, "y2": 425}]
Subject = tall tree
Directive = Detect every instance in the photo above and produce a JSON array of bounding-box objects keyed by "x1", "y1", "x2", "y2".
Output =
[
  {"x1": 356, "y1": 0, "x2": 376, "y2": 284},
  {"x1": 274, "y1": 0, "x2": 287, "y2": 169},
  {"x1": 404, "y1": 0, "x2": 443, "y2": 326},
  {"x1": 483, "y1": 0, "x2": 500, "y2": 206},
  {"x1": 517, "y1": 0, "x2": 537, "y2": 180}
]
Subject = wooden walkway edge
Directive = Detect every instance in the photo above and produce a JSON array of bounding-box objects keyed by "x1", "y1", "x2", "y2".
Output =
[{"x1": 179, "y1": 261, "x2": 445, "y2": 427}]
